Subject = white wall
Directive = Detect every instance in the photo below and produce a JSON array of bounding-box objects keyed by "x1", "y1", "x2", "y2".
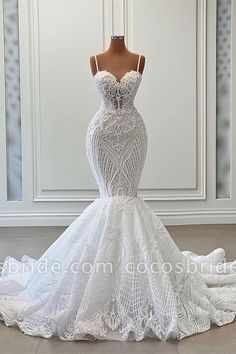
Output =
[{"x1": 0, "y1": 0, "x2": 236, "y2": 226}]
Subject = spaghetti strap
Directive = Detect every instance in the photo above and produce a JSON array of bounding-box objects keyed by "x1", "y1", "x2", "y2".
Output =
[
  {"x1": 94, "y1": 55, "x2": 99, "y2": 72},
  {"x1": 137, "y1": 53, "x2": 141, "y2": 72}
]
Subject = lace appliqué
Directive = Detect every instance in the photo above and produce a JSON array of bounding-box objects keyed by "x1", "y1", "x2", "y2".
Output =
[{"x1": 86, "y1": 71, "x2": 147, "y2": 198}]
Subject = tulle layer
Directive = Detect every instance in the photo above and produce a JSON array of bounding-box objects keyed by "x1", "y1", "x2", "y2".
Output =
[{"x1": 0, "y1": 196, "x2": 236, "y2": 341}]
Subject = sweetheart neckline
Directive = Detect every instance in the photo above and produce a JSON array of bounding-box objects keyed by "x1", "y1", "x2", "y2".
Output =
[{"x1": 93, "y1": 69, "x2": 142, "y2": 83}]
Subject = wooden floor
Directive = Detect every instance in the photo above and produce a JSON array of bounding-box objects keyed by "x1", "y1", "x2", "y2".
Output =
[
  {"x1": 0, "y1": 321, "x2": 236, "y2": 354},
  {"x1": 0, "y1": 224, "x2": 236, "y2": 354}
]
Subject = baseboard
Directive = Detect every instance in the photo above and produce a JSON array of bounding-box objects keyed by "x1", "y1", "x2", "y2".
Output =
[{"x1": 0, "y1": 209, "x2": 236, "y2": 226}]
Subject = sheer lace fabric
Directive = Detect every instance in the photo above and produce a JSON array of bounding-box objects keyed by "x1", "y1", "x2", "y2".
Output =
[
  {"x1": 1, "y1": 69, "x2": 236, "y2": 341},
  {"x1": 86, "y1": 70, "x2": 147, "y2": 198}
]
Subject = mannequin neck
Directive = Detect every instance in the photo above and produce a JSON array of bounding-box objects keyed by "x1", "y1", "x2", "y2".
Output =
[{"x1": 106, "y1": 35, "x2": 128, "y2": 53}]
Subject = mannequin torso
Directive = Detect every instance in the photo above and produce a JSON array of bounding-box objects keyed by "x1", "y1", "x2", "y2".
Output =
[{"x1": 90, "y1": 36, "x2": 145, "y2": 82}]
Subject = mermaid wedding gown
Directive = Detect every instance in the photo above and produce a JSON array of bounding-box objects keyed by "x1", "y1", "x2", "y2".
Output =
[{"x1": 1, "y1": 53, "x2": 236, "y2": 342}]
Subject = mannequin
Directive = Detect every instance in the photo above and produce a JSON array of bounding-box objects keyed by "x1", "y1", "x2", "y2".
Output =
[{"x1": 90, "y1": 35, "x2": 145, "y2": 82}]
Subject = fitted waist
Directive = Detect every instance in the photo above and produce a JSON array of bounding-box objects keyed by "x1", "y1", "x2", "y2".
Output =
[{"x1": 98, "y1": 105, "x2": 138, "y2": 115}]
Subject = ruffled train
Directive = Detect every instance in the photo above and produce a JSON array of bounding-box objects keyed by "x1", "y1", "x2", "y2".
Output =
[{"x1": 1, "y1": 196, "x2": 236, "y2": 341}]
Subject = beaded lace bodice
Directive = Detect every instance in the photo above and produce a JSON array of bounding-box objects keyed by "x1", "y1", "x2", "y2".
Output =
[
  {"x1": 86, "y1": 53, "x2": 148, "y2": 198},
  {"x1": 93, "y1": 53, "x2": 142, "y2": 112},
  {"x1": 93, "y1": 69, "x2": 142, "y2": 111}
]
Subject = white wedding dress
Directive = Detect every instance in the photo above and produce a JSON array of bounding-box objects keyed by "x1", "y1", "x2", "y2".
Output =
[{"x1": 1, "y1": 53, "x2": 236, "y2": 342}]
